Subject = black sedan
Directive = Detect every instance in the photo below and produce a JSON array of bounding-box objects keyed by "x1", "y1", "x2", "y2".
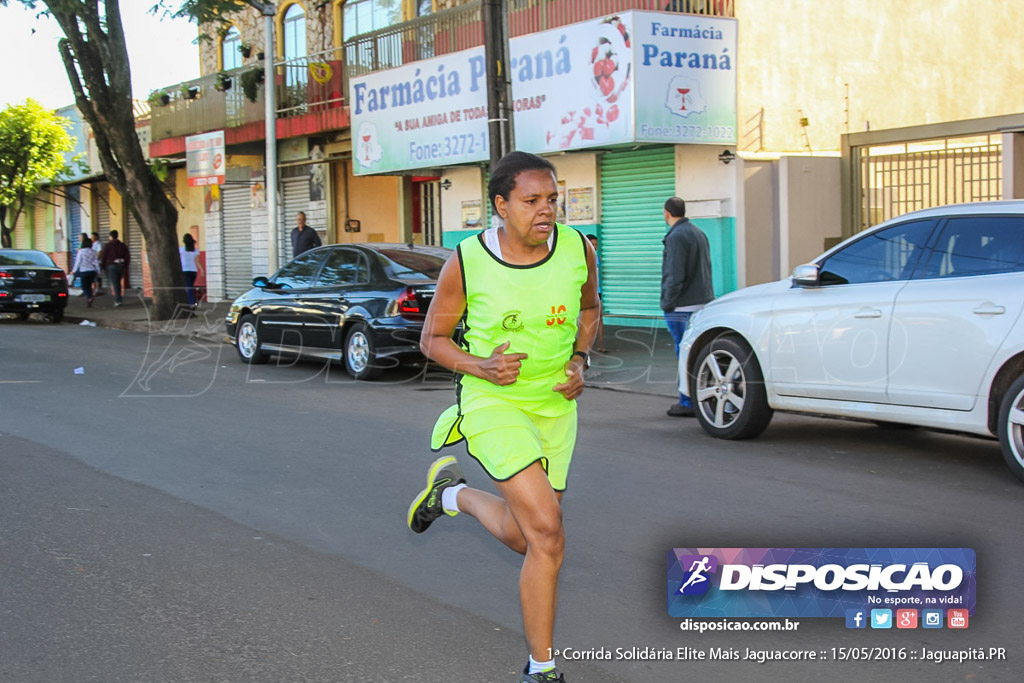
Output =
[
  {"x1": 0, "y1": 249, "x2": 69, "y2": 322},
  {"x1": 225, "y1": 242, "x2": 452, "y2": 379}
]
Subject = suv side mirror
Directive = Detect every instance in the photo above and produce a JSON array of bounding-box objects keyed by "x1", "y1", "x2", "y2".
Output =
[
  {"x1": 253, "y1": 276, "x2": 272, "y2": 288},
  {"x1": 792, "y1": 263, "x2": 820, "y2": 287}
]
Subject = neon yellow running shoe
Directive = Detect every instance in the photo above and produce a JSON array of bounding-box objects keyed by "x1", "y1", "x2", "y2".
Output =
[
  {"x1": 520, "y1": 666, "x2": 566, "y2": 682},
  {"x1": 407, "y1": 456, "x2": 465, "y2": 533}
]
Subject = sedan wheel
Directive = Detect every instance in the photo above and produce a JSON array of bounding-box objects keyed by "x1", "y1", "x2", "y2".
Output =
[
  {"x1": 998, "y1": 374, "x2": 1024, "y2": 483},
  {"x1": 235, "y1": 314, "x2": 267, "y2": 364},
  {"x1": 691, "y1": 335, "x2": 773, "y2": 440},
  {"x1": 345, "y1": 322, "x2": 381, "y2": 380}
]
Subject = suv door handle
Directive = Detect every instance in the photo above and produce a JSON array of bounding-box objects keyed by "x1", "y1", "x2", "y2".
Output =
[
  {"x1": 853, "y1": 308, "x2": 882, "y2": 319},
  {"x1": 973, "y1": 303, "x2": 1005, "y2": 316}
]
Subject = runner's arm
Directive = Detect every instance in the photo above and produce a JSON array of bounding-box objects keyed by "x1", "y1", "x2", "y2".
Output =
[{"x1": 553, "y1": 235, "x2": 601, "y2": 399}]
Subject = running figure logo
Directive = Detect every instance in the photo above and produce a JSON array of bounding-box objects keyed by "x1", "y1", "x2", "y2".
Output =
[{"x1": 677, "y1": 554, "x2": 718, "y2": 595}]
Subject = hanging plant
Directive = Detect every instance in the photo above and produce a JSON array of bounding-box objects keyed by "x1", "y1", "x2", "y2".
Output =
[
  {"x1": 148, "y1": 89, "x2": 170, "y2": 107},
  {"x1": 214, "y1": 72, "x2": 232, "y2": 92},
  {"x1": 240, "y1": 68, "x2": 264, "y2": 103},
  {"x1": 239, "y1": 41, "x2": 252, "y2": 58},
  {"x1": 180, "y1": 84, "x2": 200, "y2": 100}
]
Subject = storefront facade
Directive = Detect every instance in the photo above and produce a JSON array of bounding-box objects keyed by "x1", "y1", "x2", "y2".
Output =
[{"x1": 350, "y1": 10, "x2": 741, "y2": 325}]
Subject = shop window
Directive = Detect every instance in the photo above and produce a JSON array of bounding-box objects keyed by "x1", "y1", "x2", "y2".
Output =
[{"x1": 342, "y1": 0, "x2": 413, "y2": 40}]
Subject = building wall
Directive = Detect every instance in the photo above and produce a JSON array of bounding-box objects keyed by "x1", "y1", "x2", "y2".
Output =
[
  {"x1": 439, "y1": 165, "x2": 485, "y2": 248},
  {"x1": 549, "y1": 152, "x2": 600, "y2": 232},
  {"x1": 675, "y1": 145, "x2": 739, "y2": 294},
  {"x1": 778, "y1": 156, "x2": 841, "y2": 275},
  {"x1": 740, "y1": 159, "x2": 778, "y2": 286},
  {"x1": 737, "y1": 0, "x2": 1024, "y2": 155},
  {"x1": 345, "y1": 166, "x2": 403, "y2": 242}
]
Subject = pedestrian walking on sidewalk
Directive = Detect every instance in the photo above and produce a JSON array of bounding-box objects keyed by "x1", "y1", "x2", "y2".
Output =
[
  {"x1": 290, "y1": 211, "x2": 321, "y2": 257},
  {"x1": 69, "y1": 234, "x2": 100, "y2": 308},
  {"x1": 180, "y1": 233, "x2": 204, "y2": 308},
  {"x1": 408, "y1": 151, "x2": 600, "y2": 683},
  {"x1": 661, "y1": 197, "x2": 714, "y2": 417},
  {"x1": 99, "y1": 229, "x2": 130, "y2": 306}
]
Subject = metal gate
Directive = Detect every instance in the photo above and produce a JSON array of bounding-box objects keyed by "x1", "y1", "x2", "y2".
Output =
[
  {"x1": 418, "y1": 180, "x2": 442, "y2": 246},
  {"x1": 221, "y1": 184, "x2": 255, "y2": 299},
  {"x1": 95, "y1": 182, "x2": 110, "y2": 239},
  {"x1": 67, "y1": 185, "x2": 82, "y2": 252},
  {"x1": 126, "y1": 207, "x2": 144, "y2": 291},
  {"x1": 599, "y1": 147, "x2": 677, "y2": 321},
  {"x1": 853, "y1": 133, "x2": 1003, "y2": 233},
  {"x1": 13, "y1": 209, "x2": 29, "y2": 250},
  {"x1": 281, "y1": 174, "x2": 311, "y2": 261},
  {"x1": 33, "y1": 193, "x2": 49, "y2": 251}
]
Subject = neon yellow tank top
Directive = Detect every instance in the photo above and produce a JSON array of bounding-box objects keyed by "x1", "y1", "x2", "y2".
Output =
[{"x1": 456, "y1": 223, "x2": 589, "y2": 416}]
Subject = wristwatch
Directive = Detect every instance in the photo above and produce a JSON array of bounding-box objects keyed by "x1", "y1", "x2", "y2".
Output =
[{"x1": 572, "y1": 350, "x2": 591, "y2": 369}]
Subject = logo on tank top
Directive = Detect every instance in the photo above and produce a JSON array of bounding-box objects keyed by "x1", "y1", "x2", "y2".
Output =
[
  {"x1": 502, "y1": 310, "x2": 525, "y2": 332},
  {"x1": 546, "y1": 304, "x2": 568, "y2": 326}
]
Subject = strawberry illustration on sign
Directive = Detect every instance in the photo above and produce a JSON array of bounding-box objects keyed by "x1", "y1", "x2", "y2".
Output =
[
  {"x1": 542, "y1": 15, "x2": 632, "y2": 150},
  {"x1": 590, "y1": 16, "x2": 631, "y2": 106}
]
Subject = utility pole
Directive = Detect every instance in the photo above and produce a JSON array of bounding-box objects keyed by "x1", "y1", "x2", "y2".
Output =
[
  {"x1": 482, "y1": 0, "x2": 513, "y2": 169},
  {"x1": 261, "y1": 2, "x2": 279, "y2": 270}
]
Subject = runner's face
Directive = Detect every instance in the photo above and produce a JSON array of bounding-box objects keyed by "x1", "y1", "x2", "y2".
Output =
[{"x1": 496, "y1": 169, "x2": 558, "y2": 246}]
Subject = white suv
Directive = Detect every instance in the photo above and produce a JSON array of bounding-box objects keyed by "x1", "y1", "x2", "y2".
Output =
[{"x1": 679, "y1": 201, "x2": 1024, "y2": 483}]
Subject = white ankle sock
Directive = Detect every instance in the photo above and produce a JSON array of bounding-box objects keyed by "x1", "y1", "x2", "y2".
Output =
[
  {"x1": 441, "y1": 483, "x2": 465, "y2": 514},
  {"x1": 528, "y1": 655, "x2": 555, "y2": 674}
]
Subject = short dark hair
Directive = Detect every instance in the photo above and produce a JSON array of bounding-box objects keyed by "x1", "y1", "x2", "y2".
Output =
[
  {"x1": 664, "y1": 197, "x2": 686, "y2": 219},
  {"x1": 109, "y1": 229, "x2": 119, "y2": 239},
  {"x1": 488, "y1": 151, "x2": 556, "y2": 215}
]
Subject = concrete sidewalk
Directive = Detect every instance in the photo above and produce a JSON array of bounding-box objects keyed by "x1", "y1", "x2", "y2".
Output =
[{"x1": 57, "y1": 288, "x2": 683, "y2": 399}]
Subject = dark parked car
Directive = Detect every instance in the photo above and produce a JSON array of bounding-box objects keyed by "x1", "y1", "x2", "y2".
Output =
[
  {"x1": 0, "y1": 249, "x2": 69, "y2": 322},
  {"x1": 225, "y1": 242, "x2": 452, "y2": 379}
]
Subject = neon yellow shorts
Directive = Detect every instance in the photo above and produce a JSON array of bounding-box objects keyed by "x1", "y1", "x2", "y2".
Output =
[{"x1": 431, "y1": 403, "x2": 578, "y2": 491}]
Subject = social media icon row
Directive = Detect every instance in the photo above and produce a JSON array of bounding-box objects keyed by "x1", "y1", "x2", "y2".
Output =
[{"x1": 845, "y1": 608, "x2": 969, "y2": 629}]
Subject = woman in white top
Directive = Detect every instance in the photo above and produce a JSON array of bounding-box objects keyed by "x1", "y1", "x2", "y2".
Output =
[
  {"x1": 180, "y1": 233, "x2": 204, "y2": 307},
  {"x1": 70, "y1": 234, "x2": 101, "y2": 307}
]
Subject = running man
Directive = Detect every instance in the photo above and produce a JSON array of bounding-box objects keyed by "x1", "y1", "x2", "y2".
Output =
[{"x1": 407, "y1": 151, "x2": 600, "y2": 682}]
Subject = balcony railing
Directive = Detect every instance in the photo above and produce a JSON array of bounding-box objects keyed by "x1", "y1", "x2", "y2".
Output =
[
  {"x1": 151, "y1": 0, "x2": 735, "y2": 142},
  {"x1": 150, "y1": 48, "x2": 347, "y2": 143},
  {"x1": 344, "y1": 0, "x2": 734, "y2": 78}
]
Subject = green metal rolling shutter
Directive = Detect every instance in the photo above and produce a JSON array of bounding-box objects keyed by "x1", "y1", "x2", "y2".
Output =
[{"x1": 599, "y1": 147, "x2": 676, "y2": 322}]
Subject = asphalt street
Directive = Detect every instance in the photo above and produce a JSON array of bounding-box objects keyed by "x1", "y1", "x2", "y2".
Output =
[{"x1": 0, "y1": 319, "x2": 1021, "y2": 682}]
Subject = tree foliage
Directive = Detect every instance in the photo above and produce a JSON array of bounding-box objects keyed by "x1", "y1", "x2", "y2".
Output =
[
  {"x1": 2, "y1": 0, "x2": 265, "y2": 317},
  {"x1": 0, "y1": 99, "x2": 76, "y2": 248}
]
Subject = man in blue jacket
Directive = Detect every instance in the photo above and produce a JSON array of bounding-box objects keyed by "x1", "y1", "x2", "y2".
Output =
[{"x1": 661, "y1": 196, "x2": 714, "y2": 417}]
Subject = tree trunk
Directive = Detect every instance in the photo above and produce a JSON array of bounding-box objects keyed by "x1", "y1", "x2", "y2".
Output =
[{"x1": 46, "y1": 0, "x2": 186, "y2": 320}]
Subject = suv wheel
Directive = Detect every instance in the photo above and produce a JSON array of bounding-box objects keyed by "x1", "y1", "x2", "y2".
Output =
[
  {"x1": 997, "y1": 374, "x2": 1024, "y2": 483},
  {"x1": 691, "y1": 335, "x2": 774, "y2": 440}
]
